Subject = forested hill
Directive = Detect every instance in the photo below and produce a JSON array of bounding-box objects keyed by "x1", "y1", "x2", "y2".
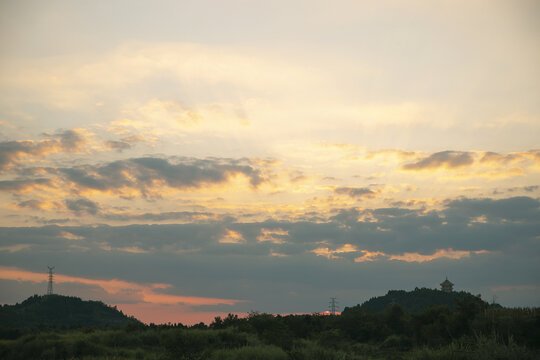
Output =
[
  {"x1": 0, "y1": 294, "x2": 140, "y2": 329},
  {"x1": 351, "y1": 288, "x2": 490, "y2": 313}
]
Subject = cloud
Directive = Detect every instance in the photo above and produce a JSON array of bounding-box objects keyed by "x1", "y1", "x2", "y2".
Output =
[
  {"x1": 0, "y1": 193, "x2": 538, "y2": 313},
  {"x1": 51, "y1": 130, "x2": 87, "y2": 152},
  {"x1": 353, "y1": 250, "x2": 387, "y2": 262},
  {"x1": 0, "y1": 266, "x2": 244, "y2": 306},
  {"x1": 491, "y1": 285, "x2": 540, "y2": 292},
  {"x1": 494, "y1": 185, "x2": 540, "y2": 195},
  {"x1": 0, "y1": 244, "x2": 32, "y2": 253},
  {"x1": 64, "y1": 198, "x2": 101, "y2": 216},
  {"x1": 104, "y1": 140, "x2": 131, "y2": 152},
  {"x1": 54, "y1": 157, "x2": 265, "y2": 197},
  {"x1": 61, "y1": 197, "x2": 220, "y2": 222},
  {"x1": 58, "y1": 231, "x2": 85, "y2": 240},
  {"x1": 0, "y1": 178, "x2": 52, "y2": 193},
  {"x1": 14, "y1": 199, "x2": 61, "y2": 211},
  {"x1": 3, "y1": 195, "x2": 538, "y2": 258},
  {"x1": 333, "y1": 187, "x2": 377, "y2": 199},
  {"x1": 0, "y1": 130, "x2": 88, "y2": 172},
  {"x1": 105, "y1": 211, "x2": 218, "y2": 223},
  {"x1": 109, "y1": 99, "x2": 250, "y2": 138},
  {"x1": 219, "y1": 229, "x2": 245, "y2": 244},
  {"x1": 444, "y1": 196, "x2": 540, "y2": 223},
  {"x1": 312, "y1": 243, "x2": 358, "y2": 259},
  {"x1": 398, "y1": 149, "x2": 540, "y2": 176},
  {"x1": 481, "y1": 150, "x2": 540, "y2": 172},
  {"x1": 353, "y1": 248, "x2": 491, "y2": 263},
  {"x1": 480, "y1": 151, "x2": 523, "y2": 165},
  {"x1": 15, "y1": 200, "x2": 47, "y2": 210},
  {"x1": 102, "y1": 134, "x2": 151, "y2": 152},
  {"x1": 1, "y1": 42, "x2": 319, "y2": 113},
  {"x1": 401, "y1": 151, "x2": 474, "y2": 171},
  {"x1": 388, "y1": 249, "x2": 490, "y2": 263},
  {"x1": 257, "y1": 228, "x2": 289, "y2": 244},
  {"x1": 365, "y1": 149, "x2": 418, "y2": 161}
]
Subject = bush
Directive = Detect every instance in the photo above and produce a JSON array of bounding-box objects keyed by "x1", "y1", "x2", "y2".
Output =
[
  {"x1": 209, "y1": 345, "x2": 288, "y2": 360},
  {"x1": 406, "y1": 335, "x2": 539, "y2": 360},
  {"x1": 381, "y1": 334, "x2": 413, "y2": 350},
  {"x1": 289, "y1": 339, "x2": 360, "y2": 360}
]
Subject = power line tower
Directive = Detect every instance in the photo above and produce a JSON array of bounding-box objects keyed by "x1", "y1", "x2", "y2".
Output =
[
  {"x1": 47, "y1": 266, "x2": 54, "y2": 295},
  {"x1": 328, "y1": 297, "x2": 339, "y2": 315}
]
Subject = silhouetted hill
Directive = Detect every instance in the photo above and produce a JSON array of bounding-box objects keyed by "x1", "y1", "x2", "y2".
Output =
[
  {"x1": 0, "y1": 294, "x2": 140, "y2": 329},
  {"x1": 348, "y1": 288, "x2": 488, "y2": 314}
]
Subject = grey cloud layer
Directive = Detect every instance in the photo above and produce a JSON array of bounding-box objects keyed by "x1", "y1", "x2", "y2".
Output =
[
  {"x1": 56, "y1": 157, "x2": 264, "y2": 194},
  {"x1": 0, "y1": 156, "x2": 266, "y2": 196},
  {"x1": 1, "y1": 196, "x2": 539, "y2": 311},
  {"x1": 3, "y1": 196, "x2": 538, "y2": 258}
]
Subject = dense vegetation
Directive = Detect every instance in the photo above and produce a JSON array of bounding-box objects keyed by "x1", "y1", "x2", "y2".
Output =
[
  {"x1": 0, "y1": 294, "x2": 139, "y2": 330},
  {"x1": 0, "y1": 291, "x2": 538, "y2": 359},
  {"x1": 359, "y1": 288, "x2": 486, "y2": 313}
]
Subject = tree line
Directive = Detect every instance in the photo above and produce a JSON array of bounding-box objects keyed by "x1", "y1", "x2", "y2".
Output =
[{"x1": 0, "y1": 293, "x2": 538, "y2": 359}]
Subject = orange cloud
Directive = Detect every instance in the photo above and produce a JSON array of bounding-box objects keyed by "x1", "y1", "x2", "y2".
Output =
[
  {"x1": 0, "y1": 129, "x2": 89, "y2": 172},
  {"x1": 389, "y1": 249, "x2": 490, "y2": 263},
  {"x1": 219, "y1": 229, "x2": 245, "y2": 244},
  {"x1": 58, "y1": 231, "x2": 85, "y2": 240},
  {"x1": 354, "y1": 250, "x2": 386, "y2": 262},
  {"x1": 311, "y1": 243, "x2": 358, "y2": 259},
  {"x1": 0, "y1": 266, "x2": 243, "y2": 306},
  {"x1": 257, "y1": 228, "x2": 289, "y2": 244},
  {"x1": 270, "y1": 251, "x2": 289, "y2": 257},
  {"x1": 313, "y1": 246, "x2": 492, "y2": 263},
  {"x1": 0, "y1": 179, "x2": 56, "y2": 194},
  {"x1": 11, "y1": 199, "x2": 62, "y2": 210}
]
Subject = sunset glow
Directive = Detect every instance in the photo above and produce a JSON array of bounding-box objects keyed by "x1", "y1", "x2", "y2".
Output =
[{"x1": 0, "y1": 0, "x2": 539, "y2": 323}]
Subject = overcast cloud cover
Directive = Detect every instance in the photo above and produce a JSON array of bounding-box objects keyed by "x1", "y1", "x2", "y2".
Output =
[{"x1": 0, "y1": 0, "x2": 539, "y2": 324}]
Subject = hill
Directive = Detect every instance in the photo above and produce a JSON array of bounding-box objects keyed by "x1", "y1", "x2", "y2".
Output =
[
  {"x1": 348, "y1": 287, "x2": 489, "y2": 314},
  {"x1": 0, "y1": 294, "x2": 140, "y2": 329}
]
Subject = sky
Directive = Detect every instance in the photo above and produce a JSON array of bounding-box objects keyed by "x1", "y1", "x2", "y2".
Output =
[{"x1": 0, "y1": 0, "x2": 539, "y2": 325}]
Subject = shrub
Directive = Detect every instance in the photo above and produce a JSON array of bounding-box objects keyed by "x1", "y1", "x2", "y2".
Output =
[{"x1": 209, "y1": 345, "x2": 288, "y2": 360}]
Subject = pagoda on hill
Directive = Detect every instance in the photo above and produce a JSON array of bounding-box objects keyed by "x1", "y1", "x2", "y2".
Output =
[{"x1": 440, "y1": 277, "x2": 454, "y2": 293}]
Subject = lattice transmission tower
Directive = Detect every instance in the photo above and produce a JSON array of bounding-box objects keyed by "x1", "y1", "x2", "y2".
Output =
[
  {"x1": 329, "y1": 297, "x2": 339, "y2": 315},
  {"x1": 47, "y1": 266, "x2": 54, "y2": 295}
]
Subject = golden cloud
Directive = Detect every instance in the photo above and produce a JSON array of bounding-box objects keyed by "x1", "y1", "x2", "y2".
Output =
[
  {"x1": 0, "y1": 129, "x2": 89, "y2": 172},
  {"x1": 311, "y1": 243, "x2": 358, "y2": 259},
  {"x1": 219, "y1": 229, "x2": 245, "y2": 244},
  {"x1": 257, "y1": 228, "x2": 289, "y2": 244},
  {"x1": 389, "y1": 249, "x2": 490, "y2": 263}
]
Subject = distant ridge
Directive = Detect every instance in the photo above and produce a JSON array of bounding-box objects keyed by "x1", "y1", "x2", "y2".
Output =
[
  {"x1": 0, "y1": 294, "x2": 140, "y2": 329},
  {"x1": 347, "y1": 288, "x2": 489, "y2": 314}
]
